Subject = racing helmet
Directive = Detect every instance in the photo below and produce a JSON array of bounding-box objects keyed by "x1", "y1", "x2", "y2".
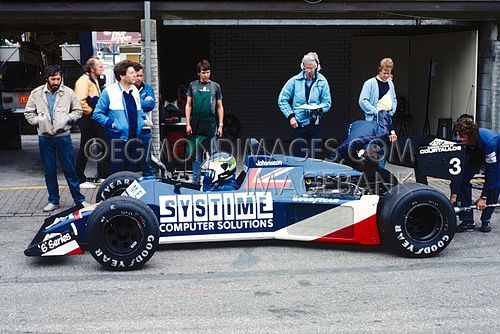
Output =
[{"x1": 202, "y1": 152, "x2": 237, "y2": 183}]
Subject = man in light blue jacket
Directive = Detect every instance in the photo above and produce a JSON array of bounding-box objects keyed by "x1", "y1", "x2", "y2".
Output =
[
  {"x1": 358, "y1": 58, "x2": 398, "y2": 167},
  {"x1": 359, "y1": 58, "x2": 397, "y2": 122},
  {"x1": 93, "y1": 60, "x2": 147, "y2": 174},
  {"x1": 278, "y1": 52, "x2": 332, "y2": 158}
]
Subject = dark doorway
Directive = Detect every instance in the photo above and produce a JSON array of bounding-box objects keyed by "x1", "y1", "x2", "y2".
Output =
[{"x1": 159, "y1": 27, "x2": 210, "y2": 105}]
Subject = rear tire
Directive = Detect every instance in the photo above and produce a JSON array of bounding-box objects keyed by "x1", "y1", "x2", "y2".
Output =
[
  {"x1": 96, "y1": 171, "x2": 140, "y2": 202},
  {"x1": 86, "y1": 197, "x2": 159, "y2": 270},
  {"x1": 378, "y1": 182, "x2": 456, "y2": 257}
]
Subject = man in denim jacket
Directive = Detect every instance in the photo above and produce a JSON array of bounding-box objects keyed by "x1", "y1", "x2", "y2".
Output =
[{"x1": 278, "y1": 52, "x2": 332, "y2": 158}]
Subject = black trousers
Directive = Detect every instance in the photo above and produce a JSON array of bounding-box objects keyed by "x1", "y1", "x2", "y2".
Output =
[
  {"x1": 75, "y1": 115, "x2": 109, "y2": 182},
  {"x1": 290, "y1": 123, "x2": 323, "y2": 158}
]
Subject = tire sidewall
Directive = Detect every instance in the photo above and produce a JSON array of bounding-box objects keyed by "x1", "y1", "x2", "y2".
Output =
[
  {"x1": 96, "y1": 171, "x2": 140, "y2": 202},
  {"x1": 378, "y1": 184, "x2": 456, "y2": 257},
  {"x1": 86, "y1": 197, "x2": 159, "y2": 270}
]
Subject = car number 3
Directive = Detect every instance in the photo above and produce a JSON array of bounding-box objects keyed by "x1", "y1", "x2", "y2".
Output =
[{"x1": 449, "y1": 158, "x2": 461, "y2": 175}]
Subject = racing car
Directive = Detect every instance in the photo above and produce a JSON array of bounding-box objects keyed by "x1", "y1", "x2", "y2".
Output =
[{"x1": 25, "y1": 140, "x2": 462, "y2": 270}]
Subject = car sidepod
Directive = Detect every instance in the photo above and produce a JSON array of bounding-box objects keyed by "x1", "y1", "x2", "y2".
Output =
[{"x1": 274, "y1": 194, "x2": 380, "y2": 245}]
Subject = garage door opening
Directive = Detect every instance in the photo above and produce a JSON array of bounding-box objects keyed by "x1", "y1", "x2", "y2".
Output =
[{"x1": 352, "y1": 30, "x2": 478, "y2": 138}]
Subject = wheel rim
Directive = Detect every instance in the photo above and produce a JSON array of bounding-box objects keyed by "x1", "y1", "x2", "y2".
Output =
[
  {"x1": 108, "y1": 186, "x2": 127, "y2": 198},
  {"x1": 101, "y1": 215, "x2": 143, "y2": 256},
  {"x1": 404, "y1": 204, "x2": 444, "y2": 242}
]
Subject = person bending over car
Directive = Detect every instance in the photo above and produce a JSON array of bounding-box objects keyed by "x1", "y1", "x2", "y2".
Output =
[
  {"x1": 201, "y1": 152, "x2": 238, "y2": 192},
  {"x1": 451, "y1": 119, "x2": 499, "y2": 233}
]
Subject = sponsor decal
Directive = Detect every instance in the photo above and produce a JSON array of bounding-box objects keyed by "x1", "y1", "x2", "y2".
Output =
[
  {"x1": 39, "y1": 233, "x2": 73, "y2": 253},
  {"x1": 124, "y1": 180, "x2": 146, "y2": 199},
  {"x1": 292, "y1": 196, "x2": 340, "y2": 204},
  {"x1": 419, "y1": 138, "x2": 462, "y2": 155},
  {"x1": 255, "y1": 160, "x2": 283, "y2": 167},
  {"x1": 158, "y1": 192, "x2": 274, "y2": 233}
]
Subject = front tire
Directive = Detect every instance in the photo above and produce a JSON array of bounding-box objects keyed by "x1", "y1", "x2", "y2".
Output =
[
  {"x1": 86, "y1": 197, "x2": 159, "y2": 270},
  {"x1": 96, "y1": 171, "x2": 140, "y2": 202},
  {"x1": 378, "y1": 182, "x2": 456, "y2": 257}
]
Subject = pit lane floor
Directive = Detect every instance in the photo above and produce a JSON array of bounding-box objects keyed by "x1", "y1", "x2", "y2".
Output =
[{"x1": 0, "y1": 135, "x2": 499, "y2": 333}]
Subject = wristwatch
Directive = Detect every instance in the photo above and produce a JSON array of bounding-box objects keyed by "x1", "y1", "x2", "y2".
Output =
[{"x1": 480, "y1": 195, "x2": 488, "y2": 200}]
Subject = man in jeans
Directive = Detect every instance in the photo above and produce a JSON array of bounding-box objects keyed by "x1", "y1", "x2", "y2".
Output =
[{"x1": 25, "y1": 65, "x2": 89, "y2": 212}]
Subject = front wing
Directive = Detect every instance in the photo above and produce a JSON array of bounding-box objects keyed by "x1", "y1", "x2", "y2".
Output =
[{"x1": 24, "y1": 205, "x2": 93, "y2": 257}]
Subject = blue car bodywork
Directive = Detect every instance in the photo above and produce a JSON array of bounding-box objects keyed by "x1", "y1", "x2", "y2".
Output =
[{"x1": 25, "y1": 154, "x2": 382, "y2": 258}]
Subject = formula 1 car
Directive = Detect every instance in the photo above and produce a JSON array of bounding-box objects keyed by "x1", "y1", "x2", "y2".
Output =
[{"x1": 25, "y1": 141, "x2": 463, "y2": 270}]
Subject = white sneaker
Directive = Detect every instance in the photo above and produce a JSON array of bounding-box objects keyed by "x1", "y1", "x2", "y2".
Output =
[
  {"x1": 80, "y1": 182, "x2": 96, "y2": 189},
  {"x1": 80, "y1": 201, "x2": 92, "y2": 208},
  {"x1": 43, "y1": 203, "x2": 60, "y2": 212}
]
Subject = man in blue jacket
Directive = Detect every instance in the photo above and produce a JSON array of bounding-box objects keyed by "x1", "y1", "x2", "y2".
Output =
[
  {"x1": 133, "y1": 62, "x2": 155, "y2": 177},
  {"x1": 278, "y1": 52, "x2": 332, "y2": 158},
  {"x1": 93, "y1": 60, "x2": 147, "y2": 174},
  {"x1": 451, "y1": 119, "x2": 499, "y2": 232}
]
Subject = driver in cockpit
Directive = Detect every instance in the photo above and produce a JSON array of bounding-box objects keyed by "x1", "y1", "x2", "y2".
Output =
[{"x1": 201, "y1": 152, "x2": 239, "y2": 192}]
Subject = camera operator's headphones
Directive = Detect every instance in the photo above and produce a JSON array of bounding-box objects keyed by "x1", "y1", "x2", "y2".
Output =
[{"x1": 300, "y1": 52, "x2": 321, "y2": 72}]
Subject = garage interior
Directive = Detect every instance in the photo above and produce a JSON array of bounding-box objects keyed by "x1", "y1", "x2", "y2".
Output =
[{"x1": 160, "y1": 23, "x2": 480, "y2": 142}]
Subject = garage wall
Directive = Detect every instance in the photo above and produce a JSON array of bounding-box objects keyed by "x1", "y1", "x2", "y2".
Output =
[
  {"x1": 209, "y1": 27, "x2": 354, "y2": 142},
  {"x1": 477, "y1": 22, "x2": 500, "y2": 132},
  {"x1": 410, "y1": 31, "x2": 477, "y2": 136}
]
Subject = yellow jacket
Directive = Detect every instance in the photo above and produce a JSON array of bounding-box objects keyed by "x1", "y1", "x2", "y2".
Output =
[{"x1": 74, "y1": 73, "x2": 101, "y2": 116}]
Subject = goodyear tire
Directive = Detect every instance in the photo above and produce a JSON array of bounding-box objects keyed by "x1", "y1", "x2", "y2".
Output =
[
  {"x1": 86, "y1": 197, "x2": 159, "y2": 270},
  {"x1": 96, "y1": 171, "x2": 140, "y2": 202},
  {"x1": 377, "y1": 182, "x2": 456, "y2": 257}
]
